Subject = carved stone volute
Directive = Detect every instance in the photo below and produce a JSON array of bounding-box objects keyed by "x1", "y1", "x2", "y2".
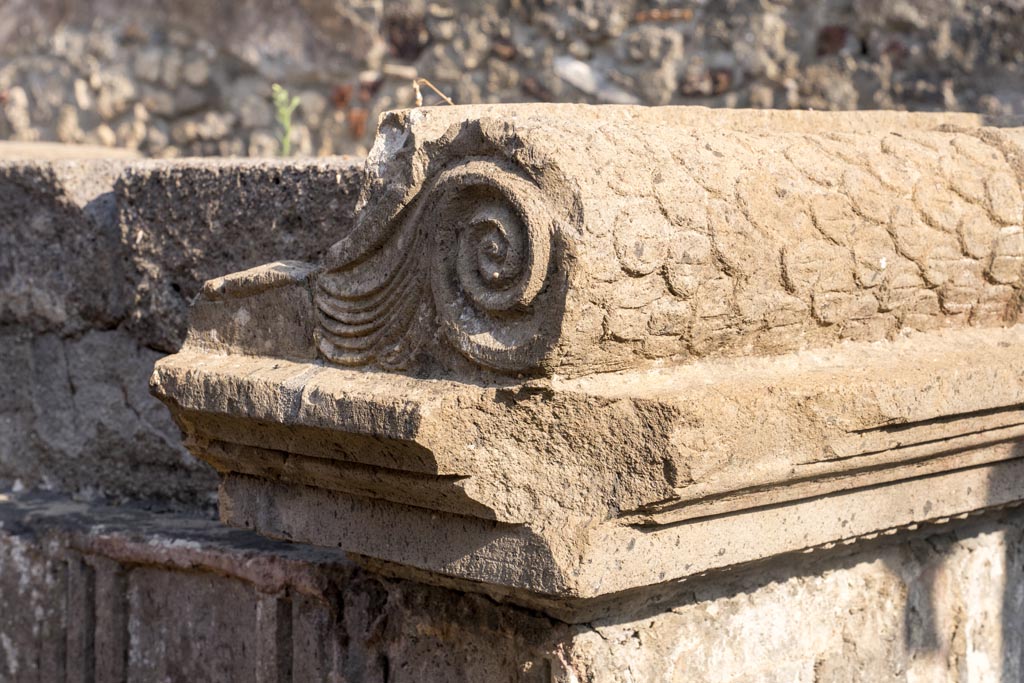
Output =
[{"x1": 316, "y1": 118, "x2": 577, "y2": 375}]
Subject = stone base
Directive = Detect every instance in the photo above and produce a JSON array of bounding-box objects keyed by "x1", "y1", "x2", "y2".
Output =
[
  {"x1": 2, "y1": 489, "x2": 1022, "y2": 682},
  {"x1": 218, "y1": 459, "x2": 1024, "y2": 622}
]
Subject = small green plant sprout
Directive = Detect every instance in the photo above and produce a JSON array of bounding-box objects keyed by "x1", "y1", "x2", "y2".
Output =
[{"x1": 271, "y1": 83, "x2": 301, "y2": 156}]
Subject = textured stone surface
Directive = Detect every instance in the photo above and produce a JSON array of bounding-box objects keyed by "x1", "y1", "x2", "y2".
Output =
[
  {"x1": 1, "y1": 490, "x2": 1023, "y2": 682},
  {"x1": 2, "y1": 0, "x2": 1024, "y2": 158},
  {"x1": 567, "y1": 511, "x2": 1024, "y2": 682},
  {"x1": 152, "y1": 106, "x2": 1024, "y2": 607},
  {"x1": 0, "y1": 491, "x2": 562, "y2": 682},
  {"x1": 0, "y1": 154, "x2": 208, "y2": 504},
  {"x1": 0, "y1": 152, "x2": 364, "y2": 506},
  {"x1": 316, "y1": 105, "x2": 1024, "y2": 376},
  {"x1": 117, "y1": 158, "x2": 365, "y2": 351},
  {"x1": 156, "y1": 319, "x2": 1024, "y2": 602}
]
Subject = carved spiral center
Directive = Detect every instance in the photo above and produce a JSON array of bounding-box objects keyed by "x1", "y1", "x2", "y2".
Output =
[
  {"x1": 475, "y1": 218, "x2": 511, "y2": 284},
  {"x1": 457, "y1": 204, "x2": 538, "y2": 312}
]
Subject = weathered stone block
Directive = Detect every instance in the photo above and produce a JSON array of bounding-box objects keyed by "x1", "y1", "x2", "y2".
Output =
[{"x1": 151, "y1": 105, "x2": 1024, "y2": 619}]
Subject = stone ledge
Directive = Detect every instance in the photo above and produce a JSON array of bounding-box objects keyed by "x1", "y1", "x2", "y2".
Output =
[
  {"x1": 155, "y1": 324, "x2": 1024, "y2": 517},
  {"x1": 0, "y1": 490, "x2": 563, "y2": 680}
]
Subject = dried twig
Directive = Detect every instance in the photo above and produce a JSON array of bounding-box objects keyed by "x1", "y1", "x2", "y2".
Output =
[{"x1": 412, "y1": 78, "x2": 455, "y2": 107}]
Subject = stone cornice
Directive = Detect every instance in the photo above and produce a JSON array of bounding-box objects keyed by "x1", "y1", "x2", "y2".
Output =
[{"x1": 152, "y1": 105, "x2": 1024, "y2": 613}]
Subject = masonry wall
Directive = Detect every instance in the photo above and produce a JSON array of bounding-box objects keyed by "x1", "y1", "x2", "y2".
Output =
[
  {"x1": 2, "y1": 492, "x2": 1023, "y2": 682},
  {"x1": 0, "y1": 153, "x2": 363, "y2": 506},
  {"x1": 1, "y1": 0, "x2": 1022, "y2": 158}
]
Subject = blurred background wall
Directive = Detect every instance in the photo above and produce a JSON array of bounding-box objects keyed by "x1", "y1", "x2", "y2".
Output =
[{"x1": 1, "y1": 0, "x2": 1022, "y2": 158}]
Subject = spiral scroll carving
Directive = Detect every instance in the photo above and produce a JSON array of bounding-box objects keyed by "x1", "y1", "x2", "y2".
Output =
[{"x1": 316, "y1": 158, "x2": 566, "y2": 374}]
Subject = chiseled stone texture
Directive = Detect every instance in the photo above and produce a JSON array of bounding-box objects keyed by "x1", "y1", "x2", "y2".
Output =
[
  {"x1": 0, "y1": 492, "x2": 560, "y2": 683},
  {"x1": 0, "y1": 151, "x2": 363, "y2": 506},
  {"x1": 152, "y1": 107, "x2": 1024, "y2": 604},
  {"x1": 315, "y1": 106, "x2": 1024, "y2": 377},
  {"x1": 0, "y1": 491, "x2": 1022, "y2": 682}
]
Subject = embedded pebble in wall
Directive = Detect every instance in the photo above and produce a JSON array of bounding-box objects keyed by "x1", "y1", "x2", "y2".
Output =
[{"x1": 181, "y1": 57, "x2": 210, "y2": 87}]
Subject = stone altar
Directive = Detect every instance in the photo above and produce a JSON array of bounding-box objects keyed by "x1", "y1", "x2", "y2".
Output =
[{"x1": 152, "y1": 105, "x2": 1024, "y2": 622}]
